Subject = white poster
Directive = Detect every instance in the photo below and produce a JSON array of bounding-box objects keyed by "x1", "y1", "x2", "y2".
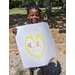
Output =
[{"x1": 15, "y1": 22, "x2": 58, "y2": 68}]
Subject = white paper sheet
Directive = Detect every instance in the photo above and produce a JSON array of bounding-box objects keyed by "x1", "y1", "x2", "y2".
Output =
[{"x1": 15, "y1": 22, "x2": 58, "y2": 68}]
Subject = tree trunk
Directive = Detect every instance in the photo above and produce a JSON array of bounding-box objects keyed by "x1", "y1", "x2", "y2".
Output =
[{"x1": 46, "y1": 0, "x2": 51, "y2": 24}]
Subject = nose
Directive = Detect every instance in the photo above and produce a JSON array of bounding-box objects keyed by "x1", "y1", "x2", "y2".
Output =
[{"x1": 33, "y1": 15, "x2": 37, "y2": 18}]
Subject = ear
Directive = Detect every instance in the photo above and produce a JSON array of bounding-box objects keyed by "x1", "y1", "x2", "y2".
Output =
[{"x1": 27, "y1": 14, "x2": 30, "y2": 19}]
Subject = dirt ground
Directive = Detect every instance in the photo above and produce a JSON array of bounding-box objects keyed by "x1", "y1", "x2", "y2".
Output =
[{"x1": 9, "y1": 14, "x2": 66, "y2": 44}]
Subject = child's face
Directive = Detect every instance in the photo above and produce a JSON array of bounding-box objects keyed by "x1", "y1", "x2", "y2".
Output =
[{"x1": 27, "y1": 8, "x2": 41, "y2": 24}]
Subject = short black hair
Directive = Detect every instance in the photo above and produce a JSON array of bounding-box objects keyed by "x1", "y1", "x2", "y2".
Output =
[{"x1": 27, "y1": 5, "x2": 42, "y2": 14}]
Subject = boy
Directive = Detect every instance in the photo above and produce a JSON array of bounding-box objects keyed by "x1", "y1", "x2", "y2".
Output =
[{"x1": 12, "y1": 5, "x2": 51, "y2": 75}]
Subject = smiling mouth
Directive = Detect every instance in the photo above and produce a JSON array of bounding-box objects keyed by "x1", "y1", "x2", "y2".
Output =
[{"x1": 32, "y1": 20, "x2": 38, "y2": 22}]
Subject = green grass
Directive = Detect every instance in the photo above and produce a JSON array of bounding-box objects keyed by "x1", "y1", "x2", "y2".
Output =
[
  {"x1": 9, "y1": 8, "x2": 27, "y2": 15},
  {"x1": 51, "y1": 7, "x2": 66, "y2": 16},
  {"x1": 52, "y1": 7, "x2": 62, "y2": 9},
  {"x1": 9, "y1": 8, "x2": 46, "y2": 15},
  {"x1": 9, "y1": 7, "x2": 66, "y2": 16}
]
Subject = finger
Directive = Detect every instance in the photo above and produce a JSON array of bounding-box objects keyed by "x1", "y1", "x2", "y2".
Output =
[
  {"x1": 15, "y1": 28, "x2": 17, "y2": 30},
  {"x1": 12, "y1": 28, "x2": 17, "y2": 31},
  {"x1": 15, "y1": 31, "x2": 17, "y2": 35},
  {"x1": 15, "y1": 28, "x2": 17, "y2": 33},
  {"x1": 13, "y1": 29, "x2": 17, "y2": 32},
  {"x1": 12, "y1": 31, "x2": 17, "y2": 35}
]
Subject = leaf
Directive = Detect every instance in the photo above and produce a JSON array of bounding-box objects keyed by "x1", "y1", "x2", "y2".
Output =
[
  {"x1": 63, "y1": 51, "x2": 66, "y2": 54},
  {"x1": 9, "y1": 51, "x2": 11, "y2": 53},
  {"x1": 59, "y1": 41, "x2": 62, "y2": 43},
  {"x1": 15, "y1": 53, "x2": 19, "y2": 55},
  {"x1": 16, "y1": 64, "x2": 19, "y2": 66},
  {"x1": 11, "y1": 61, "x2": 13, "y2": 63}
]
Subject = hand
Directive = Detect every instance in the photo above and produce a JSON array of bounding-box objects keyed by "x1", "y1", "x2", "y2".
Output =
[{"x1": 12, "y1": 27, "x2": 17, "y2": 35}]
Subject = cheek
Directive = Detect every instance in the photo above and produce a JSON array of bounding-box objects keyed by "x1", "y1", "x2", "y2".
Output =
[{"x1": 29, "y1": 17, "x2": 33, "y2": 20}]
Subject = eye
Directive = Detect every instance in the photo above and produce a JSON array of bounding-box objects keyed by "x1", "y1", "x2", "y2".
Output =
[
  {"x1": 30, "y1": 14, "x2": 34, "y2": 16},
  {"x1": 36, "y1": 14, "x2": 40, "y2": 16}
]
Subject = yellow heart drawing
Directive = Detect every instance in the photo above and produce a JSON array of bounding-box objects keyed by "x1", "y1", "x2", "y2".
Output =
[{"x1": 25, "y1": 33, "x2": 45, "y2": 59}]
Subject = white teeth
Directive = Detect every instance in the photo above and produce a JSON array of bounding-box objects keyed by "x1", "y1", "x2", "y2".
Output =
[{"x1": 33, "y1": 20, "x2": 37, "y2": 21}]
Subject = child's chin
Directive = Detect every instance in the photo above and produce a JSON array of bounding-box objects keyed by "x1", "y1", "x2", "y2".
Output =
[
  {"x1": 32, "y1": 21, "x2": 38, "y2": 23},
  {"x1": 34, "y1": 21, "x2": 39, "y2": 23}
]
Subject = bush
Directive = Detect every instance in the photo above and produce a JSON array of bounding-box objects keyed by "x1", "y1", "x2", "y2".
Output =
[
  {"x1": 11, "y1": 1, "x2": 22, "y2": 8},
  {"x1": 39, "y1": 3, "x2": 46, "y2": 8},
  {"x1": 52, "y1": 3, "x2": 57, "y2": 7}
]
